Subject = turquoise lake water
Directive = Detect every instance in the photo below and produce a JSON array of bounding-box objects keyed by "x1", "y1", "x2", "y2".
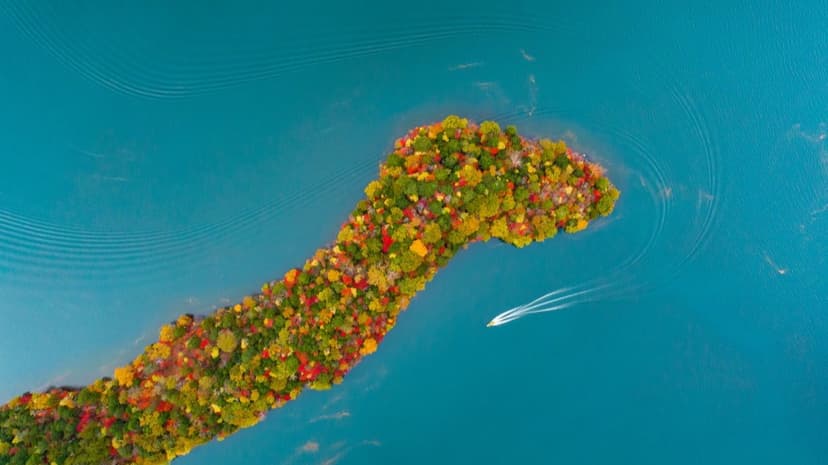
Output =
[{"x1": 1, "y1": 1, "x2": 826, "y2": 463}]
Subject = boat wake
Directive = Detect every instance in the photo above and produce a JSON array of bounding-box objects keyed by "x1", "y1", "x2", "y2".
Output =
[
  {"x1": 482, "y1": 62, "x2": 722, "y2": 327},
  {"x1": 487, "y1": 284, "x2": 612, "y2": 327}
]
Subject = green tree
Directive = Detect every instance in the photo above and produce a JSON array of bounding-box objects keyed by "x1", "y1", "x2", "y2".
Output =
[
  {"x1": 412, "y1": 136, "x2": 432, "y2": 152},
  {"x1": 217, "y1": 330, "x2": 238, "y2": 353},
  {"x1": 554, "y1": 154, "x2": 570, "y2": 168},
  {"x1": 596, "y1": 188, "x2": 620, "y2": 215},
  {"x1": 385, "y1": 153, "x2": 404, "y2": 167},
  {"x1": 442, "y1": 115, "x2": 468, "y2": 129},
  {"x1": 395, "y1": 251, "x2": 423, "y2": 273},
  {"x1": 479, "y1": 120, "x2": 501, "y2": 138},
  {"x1": 422, "y1": 223, "x2": 443, "y2": 244}
]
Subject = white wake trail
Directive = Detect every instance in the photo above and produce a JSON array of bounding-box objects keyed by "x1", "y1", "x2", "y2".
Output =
[{"x1": 486, "y1": 283, "x2": 612, "y2": 327}]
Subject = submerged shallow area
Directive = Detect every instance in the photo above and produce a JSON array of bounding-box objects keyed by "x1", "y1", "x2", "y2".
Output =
[{"x1": 0, "y1": 116, "x2": 619, "y2": 464}]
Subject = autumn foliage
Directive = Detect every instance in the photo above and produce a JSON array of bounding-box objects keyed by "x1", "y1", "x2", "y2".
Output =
[{"x1": 0, "y1": 116, "x2": 619, "y2": 465}]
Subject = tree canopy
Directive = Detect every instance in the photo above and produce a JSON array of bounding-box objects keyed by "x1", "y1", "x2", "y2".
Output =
[{"x1": 0, "y1": 116, "x2": 619, "y2": 465}]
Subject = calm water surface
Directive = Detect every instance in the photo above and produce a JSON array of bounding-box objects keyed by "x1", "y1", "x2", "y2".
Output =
[{"x1": 1, "y1": 1, "x2": 826, "y2": 464}]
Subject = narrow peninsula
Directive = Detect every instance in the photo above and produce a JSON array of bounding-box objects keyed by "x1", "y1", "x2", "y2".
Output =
[{"x1": 0, "y1": 116, "x2": 620, "y2": 465}]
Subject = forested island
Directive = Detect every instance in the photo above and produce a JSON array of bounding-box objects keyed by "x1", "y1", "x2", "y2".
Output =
[{"x1": 0, "y1": 116, "x2": 619, "y2": 465}]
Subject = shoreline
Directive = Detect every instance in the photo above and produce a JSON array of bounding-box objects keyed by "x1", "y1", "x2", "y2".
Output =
[{"x1": 0, "y1": 116, "x2": 620, "y2": 464}]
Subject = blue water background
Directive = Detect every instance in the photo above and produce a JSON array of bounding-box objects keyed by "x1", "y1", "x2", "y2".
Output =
[{"x1": 1, "y1": 1, "x2": 826, "y2": 463}]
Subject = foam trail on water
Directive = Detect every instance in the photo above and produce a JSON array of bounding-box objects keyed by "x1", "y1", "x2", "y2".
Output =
[
  {"x1": 488, "y1": 303, "x2": 574, "y2": 327},
  {"x1": 486, "y1": 284, "x2": 612, "y2": 327},
  {"x1": 518, "y1": 286, "x2": 576, "y2": 308}
]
